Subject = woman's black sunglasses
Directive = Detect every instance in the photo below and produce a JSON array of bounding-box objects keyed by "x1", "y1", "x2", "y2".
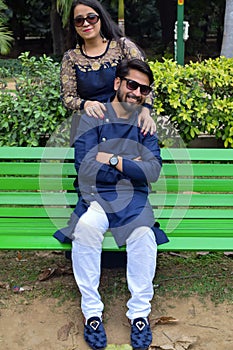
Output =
[
  {"x1": 73, "y1": 14, "x2": 100, "y2": 27},
  {"x1": 122, "y1": 78, "x2": 152, "y2": 96}
]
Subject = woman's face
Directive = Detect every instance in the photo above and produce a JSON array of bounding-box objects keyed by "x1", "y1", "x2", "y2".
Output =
[{"x1": 73, "y1": 4, "x2": 101, "y2": 41}]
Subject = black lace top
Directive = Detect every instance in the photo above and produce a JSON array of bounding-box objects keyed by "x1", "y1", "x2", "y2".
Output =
[{"x1": 60, "y1": 37, "x2": 150, "y2": 111}]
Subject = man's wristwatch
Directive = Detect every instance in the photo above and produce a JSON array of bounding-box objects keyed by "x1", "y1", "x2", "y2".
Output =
[{"x1": 109, "y1": 154, "x2": 119, "y2": 167}]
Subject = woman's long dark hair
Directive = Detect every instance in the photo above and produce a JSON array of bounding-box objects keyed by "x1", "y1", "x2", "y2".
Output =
[{"x1": 70, "y1": 0, "x2": 123, "y2": 47}]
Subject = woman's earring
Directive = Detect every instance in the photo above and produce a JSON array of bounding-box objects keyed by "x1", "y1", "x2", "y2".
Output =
[{"x1": 100, "y1": 31, "x2": 107, "y2": 43}]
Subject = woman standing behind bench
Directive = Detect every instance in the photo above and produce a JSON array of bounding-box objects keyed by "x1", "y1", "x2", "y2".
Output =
[{"x1": 61, "y1": 0, "x2": 156, "y2": 145}]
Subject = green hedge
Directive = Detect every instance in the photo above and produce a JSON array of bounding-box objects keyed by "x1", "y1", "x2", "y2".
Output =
[
  {"x1": 149, "y1": 57, "x2": 233, "y2": 148},
  {"x1": 0, "y1": 52, "x2": 70, "y2": 146},
  {"x1": 0, "y1": 58, "x2": 23, "y2": 77},
  {"x1": 0, "y1": 53, "x2": 232, "y2": 147}
]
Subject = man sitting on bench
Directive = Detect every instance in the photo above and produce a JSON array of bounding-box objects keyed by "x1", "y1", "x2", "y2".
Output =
[{"x1": 54, "y1": 58, "x2": 168, "y2": 350}]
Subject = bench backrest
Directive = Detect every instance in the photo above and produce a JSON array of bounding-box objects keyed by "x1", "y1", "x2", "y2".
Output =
[{"x1": 0, "y1": 147, "x2": 233, "y2": 251}]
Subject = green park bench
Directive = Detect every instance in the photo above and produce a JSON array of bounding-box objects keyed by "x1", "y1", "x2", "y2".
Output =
[{"x1": 0, "y1": 147, "x2": 233, "y2": 251}]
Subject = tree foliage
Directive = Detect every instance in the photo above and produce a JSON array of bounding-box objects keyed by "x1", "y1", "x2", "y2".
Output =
[
  {"x1": 0, "y1": 0, "x2": 13, "y2": 54},
  {"x1": 56, "y1": 0, "x2": 73, "y2": 27},
  {"x1": 3, "y1": 0, "x2": 228, "y2": 58}
]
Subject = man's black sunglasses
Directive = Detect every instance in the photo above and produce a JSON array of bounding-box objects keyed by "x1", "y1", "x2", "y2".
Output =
[
  {"x1": 73, "y1": 14, "x2": 100, "y2": 27},
  {"x1": 121, "y1": 78, "x2": 152, "y2": 96}
]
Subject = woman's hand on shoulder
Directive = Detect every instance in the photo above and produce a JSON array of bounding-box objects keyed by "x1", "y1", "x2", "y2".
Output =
[
  {"x1": 84, "y1": 101, "x2": 106, "y2": 119},
  {"x1": 138, "y1": 107, "x2": 157, "y2": 136}
]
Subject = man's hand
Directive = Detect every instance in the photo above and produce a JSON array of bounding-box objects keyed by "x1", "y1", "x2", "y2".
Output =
[
  {"x1": 96, "y1": 152, "x2": 123, "y2": 172},
  {"x1": 96, "y1": 152, "x2": 113, "y2": 164},
  {"x1": 133, "y1": 156, "x2": 142, "y2": 161}
]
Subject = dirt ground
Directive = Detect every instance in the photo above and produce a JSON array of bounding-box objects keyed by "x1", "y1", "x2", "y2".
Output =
[
  {"x1": 0, "y1": 250, "x2": 232, "y2": 350},
  {"x1": 0, "y1": 291, "x2": 232, "y2": 350}
]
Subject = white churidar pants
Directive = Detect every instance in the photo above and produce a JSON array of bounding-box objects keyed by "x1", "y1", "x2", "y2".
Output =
[{"x1": 72, "y1": 201, "x2": 157, "y2": 321}]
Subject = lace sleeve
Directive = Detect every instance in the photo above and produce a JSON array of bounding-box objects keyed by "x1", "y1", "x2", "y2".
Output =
[
  {"x1": 119, "y1": 37, "x2": 145, "y2": 60},
  {"x1": 60, "y1": 51, "x2": 83, "y2": 111}
]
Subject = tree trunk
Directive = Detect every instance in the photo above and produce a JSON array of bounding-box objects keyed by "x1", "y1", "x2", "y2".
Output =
[
  {"x1": 157, "y1": 0, "x2": 177, "y2": 46},
  {"x1": 50, "y1": 0, "x2": 65, "y2": 55},
  {"x1": 118, "y1": 0, "x2": 125, "y2": 35},
  {"x1": 221, "y1": 0, "x2": 233, "y2": 58}
]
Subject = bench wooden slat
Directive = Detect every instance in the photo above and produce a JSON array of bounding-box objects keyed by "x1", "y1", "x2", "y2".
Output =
[
  {"x1": 1, "y1": 217, "x2": 232, "y2": 232},
  {"x1": 1, "y1": 192, "x2": 233, "y2": 207},
  {"x1": 161, "y1": 148, "x2": 233, "y2": 161},
  {"x1": 0, "y1": 217, "x2": 67, "y2": 227},
  {"x1": 1, "y1": 162, "x2": 232, "y2": 177},
  {"x1": 149, "y1": 193, "x2": 233, "y2": 206},
  {"x1": 162, "y1": 163, "x2": 233, "y2": 177},
  {"x1": 0, "y1": 207, "x2": 72, "y2": 217},
  {"x1": 0, "y1": 234, "x2": 72, "y2": 250},
  {"x1": 0, "y1": 234, "x2": 233, "y2": 251},
  {"x1": 0, "y1": 162, "x2": 75, "y2": 176},
  {"x1": 1, "y1": 177, "x2": 233, "y2": 192},
  {"x1": 0, "y1": 147, "x2": 74, "y2": 159},
  {"x1": 0, "y1": 207, "x2": 232, "y2": 219},
  {"x1": 1, "y1": 146, "x2": 232, "y2": 161},
  {"x1": 0, "y1": 192, "x2": 75, "y2": 205},
  {"x1": 158, "y1": 237, "x2": 233, "y2": 251},
  {"x1": 154, "y1": 208, "x2": 233, "y2": 219},
  {"x1": 0, "y1": 177, "x2": 72, "y2": 191},
  {"x1": 152, "y1": 179, "x2": 233, "y2": 192}
]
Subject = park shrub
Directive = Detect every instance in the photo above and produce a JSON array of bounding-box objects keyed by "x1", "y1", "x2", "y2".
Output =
[
  {"x1": 149, "y1": 57, "x2": 233, "y2": 148},
  {"x1": 0, "y1": 52, "x2": 70, "y2": 146},
  {"x1": 0, "y1": 53, "x2": 233, "y2": 147},
  {"x1": 0, "y1": 58, "x2": 23, "y2": 77}
]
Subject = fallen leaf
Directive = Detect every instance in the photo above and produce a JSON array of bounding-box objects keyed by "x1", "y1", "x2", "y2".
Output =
[
  {"x1": 38, "y1": 266, "x2": 73, "y2": 281},
  {"x1": 38, "y1": 268, "x2": 56, "y2": 281},
  {"x1": 150, "y1": 344, "x2": 174, "y2": 349},
  {"x1": 152, "y1": 316, "x2": 179, "y2": 325},
  {"x1": 17, "y1": 251, "x2": 23, "y2": 260},
  {"x1": 152, "y1": 335, "x2": 197, "y2": 350},
  {"x1": 174, "y1": 345, "x2": 184, "y2": 350},
  {"x1": 224, "y1": 252, "x2": 233, "y2": 258},
  {"x1": 196, "y1": 251, "x2": 210, "y2": 257},
  {"x1": 174, "y1": 336, "x2": 197, "y2": 349},
  {"x1": 168, "y1": 252, "x2": 188, "y2": 259},
  {"x1": 15, "y1": 251, "x2": 27, "y2": 262},
  {"x1": 0, "y1": 282, "x2": 10, "y2": 290},
  {"x1": 57, "y1": 321, "x2": 74, "y2": 341},
  {"x1": 35, "y1": 252, "x2": 53, "y2": 258}
]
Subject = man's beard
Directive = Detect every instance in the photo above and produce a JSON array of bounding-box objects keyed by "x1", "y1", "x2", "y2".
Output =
[{"x1": 116, "y1": 90, "x2": 143, "y2": 113}]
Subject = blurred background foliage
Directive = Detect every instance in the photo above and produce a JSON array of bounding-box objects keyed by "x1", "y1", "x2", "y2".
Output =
[{"x1": 0, "y1": 0, "x2": 227, "y2": 61}]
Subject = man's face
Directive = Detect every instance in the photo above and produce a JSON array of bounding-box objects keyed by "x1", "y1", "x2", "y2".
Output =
[{"x1": 114, "y1": 69, "x2": 150, "y2": 112}]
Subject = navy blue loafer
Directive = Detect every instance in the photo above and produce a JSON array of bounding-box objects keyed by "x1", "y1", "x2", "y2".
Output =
[
  {"x1": 84, "y1": 316, "x2": 107, "y2": 350},
  {"x1": 130, "y1": 317, "x2": 152, "y2": 350}
]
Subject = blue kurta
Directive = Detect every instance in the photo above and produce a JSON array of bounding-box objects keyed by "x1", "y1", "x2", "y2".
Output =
[{"x1": 54, "y1": 104, "x2": 168, "y2": 247}]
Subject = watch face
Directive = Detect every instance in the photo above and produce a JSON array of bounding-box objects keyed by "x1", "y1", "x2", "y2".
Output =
[{"x1": 110, "y1": 155, "x2": 118, "y2": 166}]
